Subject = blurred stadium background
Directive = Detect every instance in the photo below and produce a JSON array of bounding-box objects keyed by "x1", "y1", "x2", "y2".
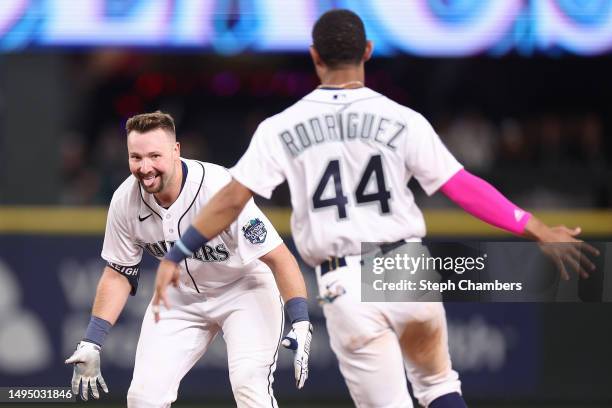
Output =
[{"x1": 0, "y1": 1, "x2": 611, "y2": 407}]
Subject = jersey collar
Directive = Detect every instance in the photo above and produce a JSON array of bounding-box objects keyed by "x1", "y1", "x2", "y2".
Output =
[{"x1": 302, "y1": 86, "x2": 381, "y2": 104}]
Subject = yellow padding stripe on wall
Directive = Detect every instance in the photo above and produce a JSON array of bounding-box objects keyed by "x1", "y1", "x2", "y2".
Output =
[
  {"x1": 0, "y1": 207, "x2": 108, "y2": 235},
  {"x1": 0, "y1": 207, "x2": 611, "y2": 237}
]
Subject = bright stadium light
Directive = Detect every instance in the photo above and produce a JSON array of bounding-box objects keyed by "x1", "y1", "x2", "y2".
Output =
[{"x1": 0, "y1": 0, "x2": 611, "y2": 56}]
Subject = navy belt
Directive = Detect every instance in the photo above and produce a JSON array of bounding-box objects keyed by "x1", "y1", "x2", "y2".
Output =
[
  {"x1": 320, "y1": 257, "x2": 347, "y2": 275},
  {"x1": 319, "y1": 239, "x2": 407, "y2": 276}
]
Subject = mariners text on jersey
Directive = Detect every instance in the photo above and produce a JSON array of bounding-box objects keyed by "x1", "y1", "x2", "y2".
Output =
[
  {"x1": 142, "y1": 240, "x2": 230, "y2": 262},
  {"x1": 279, "y1": 112, "x2": 406, "y2": 157}
]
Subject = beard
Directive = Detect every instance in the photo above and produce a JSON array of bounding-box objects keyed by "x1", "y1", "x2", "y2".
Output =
[{"x1": 138, "y1": 172, "x2": 166, "y2": 194}]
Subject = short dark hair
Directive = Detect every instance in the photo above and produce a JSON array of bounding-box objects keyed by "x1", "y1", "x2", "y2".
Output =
[
  {"x1": 312, "y1": 9, "x2": 366, "y2": 68},
  {"x1": 125, "y1": 111, "x2": 175, "y2": 136}
]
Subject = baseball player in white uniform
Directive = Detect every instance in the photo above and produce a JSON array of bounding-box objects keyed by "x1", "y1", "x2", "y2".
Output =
[
  {"x1": 154, "y1": 10, "x2": 595, "y2": 408},
  {"x1": 65, "y1": 112, "x2": 312, "y2": 408}
]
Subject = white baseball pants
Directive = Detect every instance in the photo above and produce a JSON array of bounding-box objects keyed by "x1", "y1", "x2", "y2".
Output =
[
  {"x1": 127, "y1": 272, "x2": 284, "y2": 408},
  {"x1": 318, "y1": 254, "x2": 462, "y2": 408}
]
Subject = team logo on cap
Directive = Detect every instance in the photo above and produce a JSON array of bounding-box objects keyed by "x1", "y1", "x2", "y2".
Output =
[{"x1": 242, "y1": 218, "x2": 267, "y2": 244}]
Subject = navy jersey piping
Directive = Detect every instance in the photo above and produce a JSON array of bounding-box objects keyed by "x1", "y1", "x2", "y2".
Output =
[
  {"x1": 177, "y1": 161, "x2": 206, "y2": 293},
  {"x1": 267, "y1": 295, "x2": 284, "y2": 407},
  {"x1": 138, "y1": 185, "x2": 162, "y2": 220}
]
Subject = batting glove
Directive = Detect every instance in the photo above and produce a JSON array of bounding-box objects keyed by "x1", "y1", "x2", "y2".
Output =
[
  {"x1": 65, "y1": 341, "x2": 109, "y2": 401},
  {"x1": 281, "y1": 321, "x2": 313, "y2": 389}
]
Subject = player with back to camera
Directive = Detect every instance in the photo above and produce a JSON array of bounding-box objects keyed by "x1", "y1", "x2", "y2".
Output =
[
  {"x1": 65, "y1": 111, "x2": 312, "y2": 407},
  {"x1": 153, "y1": 9, "x2": 597, "y2": 408}
]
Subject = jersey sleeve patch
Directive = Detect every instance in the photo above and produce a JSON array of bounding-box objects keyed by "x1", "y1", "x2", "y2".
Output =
[
  {"x1": 107, "y1": 262, "x2": 140, "y2": 296},
  {"x1": 241, "y1": 218, "x2": 267, "y2": 244}
]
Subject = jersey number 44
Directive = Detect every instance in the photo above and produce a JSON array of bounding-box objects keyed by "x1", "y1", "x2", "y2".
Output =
[{"x1": 312, "y1": 154, "x2": 391, "y2": 219}]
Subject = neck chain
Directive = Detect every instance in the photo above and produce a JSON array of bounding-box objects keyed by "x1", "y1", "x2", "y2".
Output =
[{"x1": 317, "y1": 80, "x2": 364, "y2": 90}]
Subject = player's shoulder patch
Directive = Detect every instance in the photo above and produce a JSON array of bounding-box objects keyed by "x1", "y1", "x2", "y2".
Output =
[{"x1": 242, "y1": 218, "x2": 267, "y2": 244}]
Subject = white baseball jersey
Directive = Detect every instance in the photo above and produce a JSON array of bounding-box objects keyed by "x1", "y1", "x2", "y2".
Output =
[
  {"x1": 102, "y1": 158, "x2": 283, "y2": 294},
  {"x1": 230, "y1": 87, "x2": 462, "y2": 267},
  {"x1": 101, "y1": 159, "x2": 285, "y2": 407}
]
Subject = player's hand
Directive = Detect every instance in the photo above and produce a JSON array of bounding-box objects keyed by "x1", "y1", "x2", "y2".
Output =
[
  {"x1": 281, "y1": 321, "x2": 313, "y2": 389},
  {"x1": 152, "y1": 259, "x2": 180, "y2": 322},
  {"x1": 65, "y1": 341, "x2": 108, "y2": 401},
  {"x1": 535, "y1": 225, "x2": 600, "y2": 280}
]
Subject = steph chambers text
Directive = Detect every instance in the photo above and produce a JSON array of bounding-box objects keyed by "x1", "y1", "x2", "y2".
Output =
[{"x1": 373, "y1": 279, "x2": 523, "y2": 292}]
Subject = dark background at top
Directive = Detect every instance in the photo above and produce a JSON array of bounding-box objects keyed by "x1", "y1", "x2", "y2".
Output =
[{"x1": 1, "y1": 51, "x2": 608, "y2": 206}]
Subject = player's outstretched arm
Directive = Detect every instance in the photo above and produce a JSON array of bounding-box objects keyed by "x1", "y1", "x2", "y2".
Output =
[
  {"x1": 440, "y1": 169, "x2": 599, "y2": 279},
  {"x1": 65, "y1": 266, "x2": 131, "y2": 401},
  {"x1": 194, "y1": 179, "x2": 254, "y2": 238},
  {"x1": 91, "y1": 267, "x2": 132, "y2": 324}
]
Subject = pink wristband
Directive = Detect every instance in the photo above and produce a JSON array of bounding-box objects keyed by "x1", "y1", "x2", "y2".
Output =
[{"x1": 440, "y1": 169, "x2": 531, "y2": 235}]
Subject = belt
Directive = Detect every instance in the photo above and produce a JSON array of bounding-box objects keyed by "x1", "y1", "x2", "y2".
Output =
[
  {"x1": 320, "y1": 256, "x2": 347, "y2": 275},
  {"x1": 319, "y1": 239, "x2": 407, "y2": 276}
]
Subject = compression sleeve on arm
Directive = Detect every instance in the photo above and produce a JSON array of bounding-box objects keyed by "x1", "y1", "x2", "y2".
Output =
[
  {"x1": 440, "y1": 169, "x2": 531, "y2": 235},
  {"x1": 285, "y1": 297, "x2": 309, "y2": 324},
  {"x1": 83, "y1": 316, "x2": 112, "y2": 347}
]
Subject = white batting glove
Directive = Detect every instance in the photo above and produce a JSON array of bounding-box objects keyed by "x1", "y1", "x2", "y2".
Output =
[
  {"x1": 281, "y1": 321, "x2": 313, "y2": 389},
  {"x1": 65, "y1": 341, "x2": 109, "y2": 401}
]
